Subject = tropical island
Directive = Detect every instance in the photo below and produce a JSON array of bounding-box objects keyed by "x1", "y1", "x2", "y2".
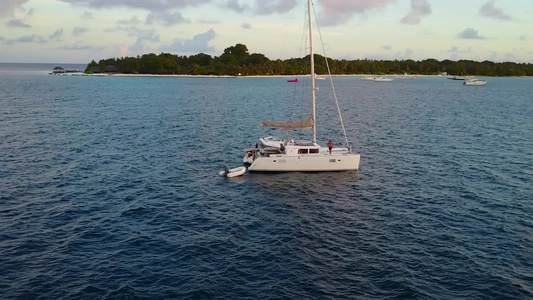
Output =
[{"x1": 85, "y1": 43, "x2": 533, "y2": 77}]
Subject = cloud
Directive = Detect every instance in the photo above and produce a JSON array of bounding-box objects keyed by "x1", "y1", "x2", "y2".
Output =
[
  {"x1": 17, "y1": 34, "x2": 43, "y2": 42},
  {"x1": 103, "y1": 26, "x2": 159, "y2": 53},
  {"x1": 242, "y1": 23, "x2": 251, "y2": 29},
  {"x1": 60, "y1": 43, "x2": 103, "y2": 51},
  {"x1": 447, "y1": 46, "x2": 472, "y2": 59},
  {"x1": 394, "y1": 49, "x2": 414, "y2": 60},
  {"x1": 159, "y1": 29, "x2": 216, "y2": 53},
  {"x1": 479, "y1": 1, "x2": 511, "y2": 21},
  {"x1": 226, "y1": 0, "x2": 250, "y2": 13},
  {"x1": 255, "y1": 0, "x2": 298, "y2": 15},
  {"x1": 2, "y1": 34, "x2": 46, "y2": 45},
  {"x1": 57, "y1": 0, "x2": 209, "y2": 12},
  {"x1": 0, "y1": 0, "x2": 28, "y2": 18},
  {"x1": 49, "y1": 28, "x2": 64, "y2": 41},
  {"x1": 318, "y1": 0, "x2": 395, "y2": 26},
  {"x1": 7, "y1": 18, "x2": 30, "y2": 28},
  {"x1": 382, "y1": 45, "x2": 391, "y2": 50},
  {"x1": 145, "y1": 11, "x2": 190, "y2": 26},
  {"x1": 401, "y1": 0, "x2": 432, "y2": 25},
  {"x1": 80, "y1": 12, "x2": 93, "y2": 20},
  {"x1": 518, "y1": 35, "x2": 526, "y2": 41},
  {"x1": 102, "y1": 27, "x2": 159, "y2": 53},
  {"x1": 117, "y1": 16, "x2": 141, "y2": 25},
  {"x1": 73, "y1": 27, "x2": 88, "y2": 36},
  {"x1": 197, "y1": 19, "x2": 220, "y2": 24},
  {"x1": 456, "y1": 28, "x2": 485, "y2": 40},
  {"x1": 488, "y1": 51, "x2": 518, "y2": 63}
]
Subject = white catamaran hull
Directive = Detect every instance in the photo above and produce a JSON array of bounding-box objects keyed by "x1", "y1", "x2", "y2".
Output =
[
  {"x1": 242, "y1": 1, "x2": 361, "y2": 173},
  {"x1": 248, "y1": 154, "x2": 360, "y2": 172}
]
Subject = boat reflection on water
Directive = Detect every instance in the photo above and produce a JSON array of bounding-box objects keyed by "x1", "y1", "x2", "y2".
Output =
[
  {"x1": 245, "y1": 171, "x2": 363, "y2": 230},
  {"x1": 247, "y1": 171, "x2": 360, "y2": 201}
]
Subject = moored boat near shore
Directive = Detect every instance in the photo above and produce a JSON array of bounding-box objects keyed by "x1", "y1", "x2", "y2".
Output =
[
  {"x1": 374, "y1": 77, "x2": 393, "y2": 82},
  {"x1": 464, "y1": 78, "x2": 487, "y2": 86}
]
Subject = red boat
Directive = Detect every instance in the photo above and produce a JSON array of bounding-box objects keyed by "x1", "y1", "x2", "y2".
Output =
[{"x1": 287, "y1": 78, "x2": 298, "y2": 82}]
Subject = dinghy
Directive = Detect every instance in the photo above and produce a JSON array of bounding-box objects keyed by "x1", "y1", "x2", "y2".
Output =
[
  {"x1": 287, "y1": 78, "x2": 298, "y2": 82},
  {"x1": 219, "y1": 166, "x2": 246, "y2": 178}
]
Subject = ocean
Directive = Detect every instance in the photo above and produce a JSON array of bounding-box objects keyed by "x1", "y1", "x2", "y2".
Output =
[{"x1": 0, "y1": 63, "x2": 532, "y2": 299}]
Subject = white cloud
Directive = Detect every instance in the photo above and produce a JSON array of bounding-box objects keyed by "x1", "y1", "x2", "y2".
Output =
[
  {"x1": 145, "y1": 12, "x2": 191, "y2": 26},
  {"x1": 447, "y1": 46, "x2": 472, "y2": 60},
  {"x1": 479, "y1": 1, "x2": 511, "y2": 21},
  {"x1": 318, "y1": 0, "x2": 395, "y2": 26},
  {"x1": 117, "y1": 16, "x2": 141, "y2": 26},
  {"x1": 80, "y1": 12, "x2": 93, "y2": 20},
  {"x1": 401, "y1": 0, "x2": 432, "y2": 25},
  {"x1": 103, "y1": 26, "x2": 160, "y2": 54},
  {"x1": 7, "y1": 18, "x2": 30, "y2": 28},
  {"x1": 73, "y1": 27, "x2": 88, "y2": 36},
  {"x1": 242, "y1": 23, "x2": 251, "y2": 29},
  {"x1": 2, "y1": 34, "x2": 46, "y2": 45},
  {"x1": 49, "y1": 28, "x2": 64, "y2": 41},
  {"x1": 226, "y1": 0, "x2": 249, "y2": 13},
  {"x1": 60, "y1": 43, "x2": 102, "y2": 51},
  {"x1": 58, "y1": 0, "x2": 209, "y2": 12},
  {"x1": 0, "y1": 0, "x2": 28, "y2": 18},
  {"x1": 456, "y1": 28, "x2": 486, "y2": 40},
  {"x1": 159, "y1": 29, "x2": 216, "y2": 53},
  {"x1": 255, "y1": 0, "x2": 298, "y2": 15}
]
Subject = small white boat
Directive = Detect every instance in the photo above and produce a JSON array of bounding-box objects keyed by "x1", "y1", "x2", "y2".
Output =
[
  {"x1": 361, "y1": 76, "x2": 376, "y2": 81},
  {"x1": 464, "y1": 78, "x2": 487, "y2": 86},
  {"x1": 374, "y1": 77, "x2": 393, "y2": 82},
  {"x1": 315, "y1": 74, "x2": 326, "y2": 80},
  {"x1": 219, "y1": 166, "x2": 246, "y2": 178},
  {"x1": 396, "y1": 72, "x2": 415, "y2": 79}
]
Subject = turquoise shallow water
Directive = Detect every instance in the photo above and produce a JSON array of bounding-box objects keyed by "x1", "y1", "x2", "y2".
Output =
[{"x1": 1, "y1": 65, "x2": 532, "y2": 299}]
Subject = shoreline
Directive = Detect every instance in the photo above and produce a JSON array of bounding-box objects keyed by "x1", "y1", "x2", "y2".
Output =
[
  {"x1": 47, "y1": 72, "x2": 533, "y2": 78},
  {"x1": 104, "y1": 74, "x2": 532, "y2": 78}
]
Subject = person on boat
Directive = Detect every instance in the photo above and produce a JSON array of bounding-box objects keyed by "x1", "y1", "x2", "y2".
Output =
[
  {"x1": 280, "y1": 144, "x2": 285, "y2": 154},
  {"x1": 327, "y1": 140, "x2": 333, "y2": 155}
]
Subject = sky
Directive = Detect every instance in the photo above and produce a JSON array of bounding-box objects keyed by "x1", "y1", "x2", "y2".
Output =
[{"x1": 1, "y1": 0, "x2": 532, "y2": 64}]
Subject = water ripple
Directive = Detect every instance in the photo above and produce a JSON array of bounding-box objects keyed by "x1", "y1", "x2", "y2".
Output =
[{"x1": 0, "y1": 74, "x2": 532, "y2": 299}]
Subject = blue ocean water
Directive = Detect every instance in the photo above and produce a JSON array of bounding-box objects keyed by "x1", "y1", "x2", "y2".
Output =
[{"x1": 1, "y1": 64, "x2": 532, "y2": 299}]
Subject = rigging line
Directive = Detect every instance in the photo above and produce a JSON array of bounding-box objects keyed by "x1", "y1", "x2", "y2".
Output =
[{"x1": 311, "y1": 0, "x2": 350, "y2": 148}]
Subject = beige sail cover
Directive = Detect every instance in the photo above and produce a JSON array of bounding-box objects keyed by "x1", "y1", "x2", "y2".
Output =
[{"x1": 261, "y1": 117, "x2": 314, "y2": 129}]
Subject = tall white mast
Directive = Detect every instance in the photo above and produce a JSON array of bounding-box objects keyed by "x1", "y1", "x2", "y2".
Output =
[{"x1": 308, "y1": 0, "x2": 316, "y2": 143}]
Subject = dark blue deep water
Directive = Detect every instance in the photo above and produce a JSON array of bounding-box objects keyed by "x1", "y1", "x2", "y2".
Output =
[{"x1": 1, "y1": 64, "x2": 532, "y2": 299}]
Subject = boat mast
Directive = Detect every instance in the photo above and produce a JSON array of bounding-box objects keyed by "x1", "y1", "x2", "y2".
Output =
[{"x1": 307, "y1": 0, "x2": 316, "y2": 144}]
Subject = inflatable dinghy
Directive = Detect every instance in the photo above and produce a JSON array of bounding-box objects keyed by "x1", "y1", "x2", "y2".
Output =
[{"x1": 219, "y1": 166, "x2": 246, "y2": 178}]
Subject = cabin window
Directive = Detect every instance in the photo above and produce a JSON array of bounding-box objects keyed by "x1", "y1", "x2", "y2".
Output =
[
  {"x1": 298, "y1": 149, "x2": 309, "y2": 154},
  {"x1": 309, "y1": 149, "x2": 319, "y2": 154}
]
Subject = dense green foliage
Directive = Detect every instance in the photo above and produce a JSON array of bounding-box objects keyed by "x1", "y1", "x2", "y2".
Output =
[{"x1": 86, "y1": 43, "x2": 533, "y2": 76}]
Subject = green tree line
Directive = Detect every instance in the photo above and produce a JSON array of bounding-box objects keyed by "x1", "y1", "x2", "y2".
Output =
[{"x1": 86, "y1": 43, "x2": 533, "y2": 77}]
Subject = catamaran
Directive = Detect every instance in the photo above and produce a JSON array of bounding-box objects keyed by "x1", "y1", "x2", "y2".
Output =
[{"x1": 243, "y1": 0, "x2": 360, "y2": 172}]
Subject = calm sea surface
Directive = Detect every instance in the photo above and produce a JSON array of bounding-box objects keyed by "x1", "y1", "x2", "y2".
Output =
[{"x1": 1, "y1": 63, "x2": 532, "y2": 299}]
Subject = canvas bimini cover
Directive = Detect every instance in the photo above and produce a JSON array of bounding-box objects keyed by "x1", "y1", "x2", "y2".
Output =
[{"x1": 261, "y1": 117, "x2": 314, "y2": 129}]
